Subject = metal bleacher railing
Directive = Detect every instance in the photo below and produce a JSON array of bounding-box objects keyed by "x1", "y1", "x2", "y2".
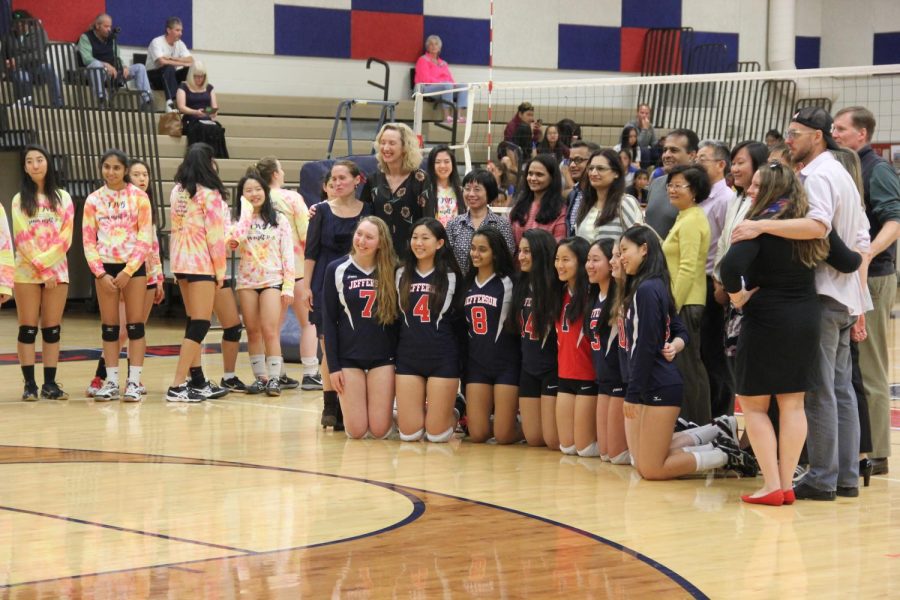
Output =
[{"x1": 1, "y1": 19, "x2": 164, "y2": 299}]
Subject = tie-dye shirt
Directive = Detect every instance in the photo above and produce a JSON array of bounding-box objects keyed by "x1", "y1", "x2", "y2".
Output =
[
  {"x1": 0, "y1": 204, "x2": 13, "y2": 296},
  {"x1": 82, "y1": 184, "x2": 153, "y2": 277},
  {"x1": 169, "y1": 184, "x2": 229, "y2": 281},
  {"x1": 11, "y1": 190, "x2": 74, "y2": 284},
  {"x1": 146, "y1": 231, "x2": 164, "y2": 286},
  {"x1": 270, "y1": 188, "x2": 309, "y2": 279},
  {"x1": 233, "y1": 212, "x2": 295, "y2": 296}
]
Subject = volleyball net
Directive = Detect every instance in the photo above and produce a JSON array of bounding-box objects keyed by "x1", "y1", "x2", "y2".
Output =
[{"x1": 413, "y1": 64, "x2": 900, "y2": 171}]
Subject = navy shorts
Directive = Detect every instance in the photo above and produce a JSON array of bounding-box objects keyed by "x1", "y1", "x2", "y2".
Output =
[
  {"x1": 395, "y1": 355, "x2": 459, "y2": 379},
  {"x1": 558, "y1": 377, "x2": 599, "y2": 396},
  {"x1": 597, "y1": 380, "x2": 626, "y2": 397},
  {"x1": 466, "y1": 359, "x2": 519, "y2": 387},
  {"x1": 341, "y1": 357, "x2": 395, "y2": 371},
  {"x1": 104, "y1": 262, "x2": 146, "y2": 278},
  {"x1": 174, "y1": 272, "x2": 216, "y2": 283},
  {"x1": 518, "y1": 369, "x2": 558, "y2": 398},
  {"x1": 626, "y1": 384, "x2": 683, "y2": 407}
]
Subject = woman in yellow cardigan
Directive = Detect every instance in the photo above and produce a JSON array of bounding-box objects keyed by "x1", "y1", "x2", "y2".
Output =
[{"x1": 662, "y1": 165, "x2": 712, "y2": 425}]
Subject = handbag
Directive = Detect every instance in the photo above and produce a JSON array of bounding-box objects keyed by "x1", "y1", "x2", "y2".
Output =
[{"x1": 158, "y1": 112, "x2": 182, "y2": 137}]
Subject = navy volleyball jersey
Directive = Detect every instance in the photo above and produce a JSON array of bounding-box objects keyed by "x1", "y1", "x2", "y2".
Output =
[
  {"x1": 395, "y1": 267, "x2": 459, "y2": 361},
  {"x1": 322, "y1": 256, "x2": 397, "y2": 371},
  {"x1": 586, "y1": 293, "x2": 623, "y2": 387},
  {"x1": 621, "y1": 278, "x2": 687, "y2": 403},
  {"x1": 464, "y1": 274, "x2": 520, "y2": 371},
  {"x1": 519, "y1": 287, "x2": 557, "y2": 375}
]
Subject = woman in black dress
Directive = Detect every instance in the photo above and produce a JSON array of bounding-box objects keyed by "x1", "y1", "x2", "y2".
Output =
[
  {"x1": 720, "y1": 163, "x2": 834, "y2": 506},
  {"x1": 176, "y1": 61, "x2": 228, "y2": 158},
  {"x1": 361, "y1": 123, "x2": 433, "y2": 257}
]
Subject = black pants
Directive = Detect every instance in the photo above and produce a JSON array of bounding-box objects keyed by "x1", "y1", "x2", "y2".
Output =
[
  {"x1": 147, "y1": 65, "x2": 188, "y2": 100},
  {"x1": 701, "y1": 276, "x2": 733, "y2": 416}
]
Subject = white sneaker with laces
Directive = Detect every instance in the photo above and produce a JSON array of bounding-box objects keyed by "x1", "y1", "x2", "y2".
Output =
[
  {"x1": 93, "y1": 380, "x2": 120, "y2": 401},
  {"x1": 123, "y1": 381, "x2": 142, "y2": 402}
]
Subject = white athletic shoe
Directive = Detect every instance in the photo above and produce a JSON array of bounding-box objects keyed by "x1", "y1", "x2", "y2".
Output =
[
  {"x1": 123, "y1": 381, "x2": 142, "y2": 402},
  {"x1": 93, "y1": 380, "x2": 120, "y2": 401}
]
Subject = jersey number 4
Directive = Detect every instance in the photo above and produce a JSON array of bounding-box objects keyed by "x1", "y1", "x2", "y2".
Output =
[
  {"x1": 413, "y1": 294, "x2": 431, "y2": 323},
  {"x1": 359, "y1": 289, "x2": 377, "y2": 318},
  {"x1": 522, "y1": 312, "x2": 540, "y2": 341}
]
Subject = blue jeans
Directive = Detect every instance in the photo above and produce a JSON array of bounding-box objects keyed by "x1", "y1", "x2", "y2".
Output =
[
  {"x1": 420, "y1": 83, "x2": 468, "y2": 110},
  {"x1": 12, "y1": 63, "x2": 63, "y2": 107},
  {"x1": 804, "y1": 295, "x2": 860, "y2": 491},
  {"x1": 86, "y1": 60, "x2": 151, "y2": 101}
]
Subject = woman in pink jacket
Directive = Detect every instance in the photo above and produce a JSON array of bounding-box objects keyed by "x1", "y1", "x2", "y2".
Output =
[{"x1": 414, "y1": 34, "x2": 468, "y2": 124}]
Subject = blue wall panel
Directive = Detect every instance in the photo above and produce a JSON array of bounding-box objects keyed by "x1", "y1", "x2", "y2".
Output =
[{"x1": 275, "y1": 5, "x2": 351, "y2": 59}]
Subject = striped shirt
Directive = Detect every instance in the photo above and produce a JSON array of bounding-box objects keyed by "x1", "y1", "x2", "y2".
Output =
[{"x1": 574, "y1": 193, "x2": 643, "y2": 243}]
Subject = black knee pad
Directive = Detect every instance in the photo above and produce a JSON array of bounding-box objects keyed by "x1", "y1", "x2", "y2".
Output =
[
  {"x1": 126, "y1": 322, "x2": 145, "y2": 340},
  {"x1": 185, "y1": 319, "x2": 210, "y2": 344},
  {"x1": 41, "y1": 325, "x2": 61, "y2": 344},
  {"x1": 184, "y1": 317, "x2": 191, "y2": 337},
  {"x1": 17, "y1": 325, "x2": 37, "y2": 344},
  {"x1": 222, "y1": 324, "x2": 242, "y2": 342},
  {"x1": 101, "y1": 324, "x2": 120, "y2": 342}
]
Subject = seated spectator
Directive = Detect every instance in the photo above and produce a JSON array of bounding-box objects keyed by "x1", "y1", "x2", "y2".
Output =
[
  {"x1": 486, "y1": 159, "x2": 515, "y2": 207},
  {"x1": 626, "y1": 103, "x2": 657, "y2": 167},
  {"x1": 414, "y1": 34, "x2": 467, "y2": 123},
  {"x1": 536, "y1": 124, "x2": 569, "y2": 161},
  {"x1": 625, "y1": 169, "x2": 650, "y2": 206},
  {"x1": 504, "y1": 101, "x2": 542, "y2": 147},
  {"x1": 496, "y1": 140, "x2": 524, "y2": 189},
  {"x1": 176, "y1": 61, "x2": 228, "y2": 158},
  {"x1": 78, "y1": 14, "x2": 151, "y2": 105},
  {"x1": 768, "y1": 143, "x2": 791, "y2": 167},
  {"x1": 146, "y1": 16, "x2": 193, "y2": 111},
  {"x1": 509, "y1": 154, "x2": 567, "y2": 246},
  {"x1": 556, "y1": 118, "x2": 581, "y2": 148},
  {"x1": 3, "y1": 10, "x2": 62, "y2": 107},
  {"x1": 614, "y1": 125, "x2": 642, "y2": 167},
  {"x1": 618, "y1": 148, "x2": 640, "y2": 187},
  {"x1": 765, "y1": 128, "x2": 784, "y2": 149}
]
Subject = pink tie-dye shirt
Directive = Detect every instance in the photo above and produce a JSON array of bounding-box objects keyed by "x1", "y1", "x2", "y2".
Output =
[
  {"x1": 0, "y1": 204, "x2": 13, "y2": 296},
  {"x1": 82, "y1": 184, "x2": 153, "y2": 277},
  {"x1": 270, "y1": 188, "x2": 309, "y2": 279},
  {"x1": 169, "y1": 184, "x2": 229, "y2": 281},
  {"x1": 146, "y1": 232, "x2": 164, "y2": 286},
  {"x1": 233, "y1": 212, "x2": 295, "y2": 296},
  {"x1": 11, "y1": 190, "x2": 74, "y2": 284}
]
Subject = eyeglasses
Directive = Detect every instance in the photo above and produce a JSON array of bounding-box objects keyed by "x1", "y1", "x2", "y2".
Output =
[
  {"x1": 587, "y1": 165, "x2": 613, "y2": 173},
  {"x1": 569, "y1": 157, "x2": 588, "y2": 166},
  {"x1": 665, "y1": 183, "x2": 691, "y2": 190},
  {"x1": 785, "y1": 129, "x2": 815, "y2": 140}
]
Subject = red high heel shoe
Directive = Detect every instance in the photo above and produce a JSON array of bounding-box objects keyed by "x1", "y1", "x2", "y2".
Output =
[
  {"x1": 741, "y1": 489, "x2": 784, "y2": 506},
  {"x1": 782, "y1": 489, "x2": 796, "y2": 505}
]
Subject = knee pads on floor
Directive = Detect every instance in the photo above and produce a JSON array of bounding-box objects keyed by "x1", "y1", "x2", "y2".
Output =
[
  {"x1": 101, "y1": 324, "x2": 120, "y2": 342},
  {"x1": 577, "y1": 442, "x2": 601, "y2": 457},
  {"x1": 126, "y1": 322, "x2": 145, "y2": 340},
  {"x1": 426, "y1": 426, "x2": 454, "y2": 444},
  {"x1": 222, "y1": 324, "x2": 242, "y2": 342},
  {"x1": 17, "y1": 325, "x2": 37, "y2": 344},
  {"x1": 41, "y1": 325, "x2": 61, "y2": 344},
  {"x1": 185, "y1": 319, "x2": 211, "y2": 344},
  {"x1": 399, "y1": 428, "x2": 424, "y2": 442}
]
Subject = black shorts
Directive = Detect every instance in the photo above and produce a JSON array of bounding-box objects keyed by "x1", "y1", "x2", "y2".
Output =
[
  {"x1": 597, "y1": 381, "x2": 626, "y2": 397},
  {"x1": 342, "y1": 357, "x2": 395, "y2": 371},
  {"x1": 146, "y1": 283, "x2": 157, "y2": 291},
  {"x1": 250, "y1": 285, "x2": 282, "y2": 294},
  {"x1": 103, "y1": 262, "x2": 146, "y2": 278},
  {"x1": 395, "y1": 355, "x2": 459, "y2": 379},
  {"x1": 518, "y1": 369, "x2": 558, "y2": 398},
  {"x1": 558, "y1": 377, "x2": 599, "y2": 396},
  {"x1": 173, "y1": 272, "x2": 217, "y2": 283},
  {"x1": 466, "y1": 359, "x2": 519, "y2": 387},
  {"x1": 625, "y1": 384, "x2": 683, "y2": 408}
]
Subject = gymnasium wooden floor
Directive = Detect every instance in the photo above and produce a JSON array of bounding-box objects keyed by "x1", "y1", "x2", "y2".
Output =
[{"x1": 0, "y1": 308, "x2": 897, "y2": 599}]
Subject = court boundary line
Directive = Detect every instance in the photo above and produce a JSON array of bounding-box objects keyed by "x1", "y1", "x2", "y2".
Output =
[{"x1": 0, "y1": 444, "x2": 707, "y2": 598}]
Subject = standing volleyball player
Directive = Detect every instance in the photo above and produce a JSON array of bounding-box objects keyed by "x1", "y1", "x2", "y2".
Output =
[
  {"x1": 395, "y1": 218, "x2": 462, "y2": 443},
  {"x1": 11, "y1": 144, "x2": 74, "y2": 401},
  {"x1": 323, "y1": 217, "x2": 399, "y2": 439},
  {"x1": 462, "y1": 227, "x2": 521, "y2": 443},
  {"x1": 0, "y1": 202, "x2": 13, "y2": 303}
]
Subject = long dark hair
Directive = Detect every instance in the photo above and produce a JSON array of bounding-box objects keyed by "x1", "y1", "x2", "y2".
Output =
[
  {"x1": 509, "y1": 154, "x2": 564, "y2": 226},
  {"x1": 616, "y1": 225, "x2": 675, "y2": 319},
  {"x1": 513, "y1": 229, "x2": 557, "y2": 340},
  {"x1": 19, "y1": 144, "x2": 63, "y2": 217},
  {"x1": 399, "y1": 217, "x2": 461, "y2": 315},
  {"x1": 619, "y1": 125, "x2": 639, "y2": 158},
  {"x1": 730, "y1": 140, "x2": 768, "y2": 195},
  {"x1": 427, "y1": 145, "x2": 465, "y2": 214},
  {"x1": 175, "y1": 142, "x2": 227, "y2": 199},
  {"x1": 237, "y1": 173, "x2": 278, "y2": 228},
  {"x1": 465, "y1": 227, "x2": 517, "y2": 333},
  {"x1": 587, "y1": 238, "x2": 616, "y2": 337},
  {"x1": 576, "y1": 149, "x2": 628, "y2": 230},
  {"x1": 127, "y1": 159, "x2": 155, "y2": 226},
  {"x1": 554, "y1": 236, "x2": 591, "y2": 327}
]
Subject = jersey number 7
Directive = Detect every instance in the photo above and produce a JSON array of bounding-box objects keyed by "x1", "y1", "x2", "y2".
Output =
[{"x1": 359, "y1": 289, "x2": 377, "y2": 318}]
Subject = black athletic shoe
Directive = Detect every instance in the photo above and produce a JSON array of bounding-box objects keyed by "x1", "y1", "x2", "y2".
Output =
[
  {"x1": 836, "y1": 486, "x2": 859, "y2": 498},
  {"x1": 22, "y1": 381, "x2": 39, "y2": 402},
  {"x1": 166, "y1": 384, "x2": 205, "y2": 403},
  {"x1": 278, "y1": 374, "x2": 299, "y2": 390},
  {"x1": 190, "y1": 380, "x2": 229, "y2": 400},
  {"x1": 246, "y1": 378, "x2": 266, "y2": 395},
  {"x1": 301, "y1": 373, "x2": 323, "y2": 391},
  {"x1": 220, "y1": 376, "x2": 249, "y2": 393},
  {"x1": 40, "y1": 382, "x2": 69, "y2": 401},
  {"x1": 321, "y1": 395, "x2": 337, "y2": 428},
  {"x1": 793, "y1": 481, "x2": 836, "y2": 501},
  {"x1": 266, "y1": 378, "x2": 282, "y2": 397},
  {"x1": 714, "y1": 436, "x2": 759, "y2": 477}
]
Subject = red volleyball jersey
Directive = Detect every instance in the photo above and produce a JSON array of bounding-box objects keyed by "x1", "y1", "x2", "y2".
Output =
[{"x1": 555, "y1": 288, "x2": 596, "y2": 381}]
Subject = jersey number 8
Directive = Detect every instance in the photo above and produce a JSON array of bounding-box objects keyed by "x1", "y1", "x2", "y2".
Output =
[{"x1": 470, "y1": 306, "x2": 488, "y2": 335}]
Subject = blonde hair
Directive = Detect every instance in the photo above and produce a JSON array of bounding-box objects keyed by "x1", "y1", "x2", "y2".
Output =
[
  {"x1": 374, "y1": 122, "x2": 422, "y2": 174},
  {"x1": 185, "y1": 61, "x2": 208, "y2": 92},
  {"x1": 350, "y1": 216, "x2": 399, "y2": 325},
  {"x1": 830, "y1": 148, "x2": 865, "y2": 207},
  {"x1": 248, "y1": 156, "x2": 279, "y2": 184}
]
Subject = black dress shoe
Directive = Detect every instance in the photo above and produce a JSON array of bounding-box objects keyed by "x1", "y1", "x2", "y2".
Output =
[
  {"x1": 793, "y1": 481, "x2": 836, "y2": 501},
  {"x1": 836, "y1": 486, "x2": 859, "y2": 498},
  {"x1": 870, "y1": 458, "x2": 888, "y2": 475}
]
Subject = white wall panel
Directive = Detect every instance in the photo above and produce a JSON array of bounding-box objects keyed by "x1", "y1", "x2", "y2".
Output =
[{"x1": 194, "y1": 0, "x2": 275, "y2": 55}]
